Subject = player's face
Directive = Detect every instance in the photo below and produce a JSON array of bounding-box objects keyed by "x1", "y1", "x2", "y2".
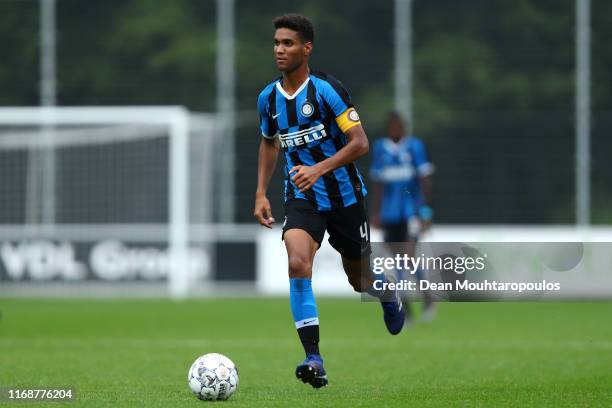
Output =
[
  {"x1": 273, "y1": 28, "x2": 311, "y2": 73},
  {"x1": 387, "y1": 118, "x2": 405, "y2": 142}
]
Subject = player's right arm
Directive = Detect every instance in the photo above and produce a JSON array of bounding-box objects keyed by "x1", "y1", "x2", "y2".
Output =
[
  {"x1": 254, "y1": 137, "x2": 280, "y2": 228},
  {"x1": 254, "y1": 87, "x2": 280, "y2": 228}
]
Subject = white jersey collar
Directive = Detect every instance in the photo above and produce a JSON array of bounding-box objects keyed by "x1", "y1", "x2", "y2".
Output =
[
  {"x1": 383, "y1": 136, "x2": 409, "y2": 153},
  {"x1": 276, "y1": 77, "x2": 310, "y2": 100}
]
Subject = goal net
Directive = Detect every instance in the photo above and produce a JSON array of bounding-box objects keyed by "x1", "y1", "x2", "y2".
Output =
[{"x1": 0, "y1": 107, "x2": 216, "y2": 298}]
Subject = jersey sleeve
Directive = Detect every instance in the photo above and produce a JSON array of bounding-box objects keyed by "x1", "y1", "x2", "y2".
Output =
[
  {"x1": 319, "y1": 78, "x2": 361, "y2": 133},
  {"x1": 412, "y1": 138, "x2": 435, "y2": 177},
  {"x1": 257, "y1": 90, "x2": 277, "y2": 139},
  {"x1": 369, "y1": 140, "x2": 384, "y2": 182}
]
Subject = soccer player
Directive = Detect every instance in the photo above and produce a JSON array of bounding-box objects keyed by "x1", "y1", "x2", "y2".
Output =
[
  {"x1": 370, "y1": 111, "x2": 436, "y2": 321},
  {"x1": 254, "y1": 14, "x2": 405, "y2": 389}
]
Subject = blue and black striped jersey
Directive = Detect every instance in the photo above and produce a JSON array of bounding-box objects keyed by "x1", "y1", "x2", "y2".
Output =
[
  {"x1": 257, "y1": 71, "x2": 367, "y2": 211},
  {"x1": 370, "y1": 136, "x2": 434, "y2": 223}
]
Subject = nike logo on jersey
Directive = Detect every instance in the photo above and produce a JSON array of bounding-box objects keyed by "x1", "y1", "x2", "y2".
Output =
[{"x1": 272, "y1": 113, "x2": 281, "y2": 119}]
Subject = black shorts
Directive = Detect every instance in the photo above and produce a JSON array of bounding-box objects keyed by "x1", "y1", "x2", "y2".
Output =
[{"x1": 282, "y1": 198, "x2": 371, "y2": 260}]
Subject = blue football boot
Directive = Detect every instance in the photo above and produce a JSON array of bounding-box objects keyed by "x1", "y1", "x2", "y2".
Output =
[
  {"x1": 381, "y1": 276, "x2": 405, "y2": 335},
  {"x1": 295, "y1": 354, "x2": 328, "y2": 389}
]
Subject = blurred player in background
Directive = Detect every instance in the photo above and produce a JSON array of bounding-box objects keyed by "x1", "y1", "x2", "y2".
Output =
[
  {"x1": 370, "y1": 111, "x2": 436, "y2": 322},
  {"x1": 254, "y1": 14, "x2": 405, "y2": 389}
]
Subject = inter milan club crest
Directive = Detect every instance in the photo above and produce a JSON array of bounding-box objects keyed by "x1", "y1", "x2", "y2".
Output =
[
  {"x1": 301, "y1": 101, "x2": 315, "y2": 117},
  {"x1": 348, "y1": 109, "x2": 360, "y2": 122}
]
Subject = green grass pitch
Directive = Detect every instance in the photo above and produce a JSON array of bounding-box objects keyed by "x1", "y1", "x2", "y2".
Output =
[{"x1": 1, "y1": 298, "x2": 611, "y2": 407}]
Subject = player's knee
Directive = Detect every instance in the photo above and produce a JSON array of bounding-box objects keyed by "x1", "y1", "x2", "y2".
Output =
[
  {"x1": 342, "y1": 259, "x2": 368, "y2": 292},
  {"x1": 347, "y1": 275, "x2": 363, "y2": 292},
  {"x1": 288, "y1": 255, "x2": 312, "y2": 278},
  {"x1": 344, "y1": 270, "x2": 363, "y2": 292}
]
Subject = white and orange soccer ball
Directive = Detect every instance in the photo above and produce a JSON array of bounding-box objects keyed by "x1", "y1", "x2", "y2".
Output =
[{"x1": 188, "y1": 353, "x2": 239, "y2": 401}]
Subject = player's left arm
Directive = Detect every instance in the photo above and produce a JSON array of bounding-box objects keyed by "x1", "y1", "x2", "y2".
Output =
[
  {"x1": 290, "y1": 122, "x2": 368, "y2": 192},
  {"x1": 419, "y1": 175, "x2": 433, "y2": 230},
  {"x1": 291, "y1": 77, "x2": 366, "y2": 192},
  {"x1": 413, "y1": 139, "x2": 435, "y2": 230}
]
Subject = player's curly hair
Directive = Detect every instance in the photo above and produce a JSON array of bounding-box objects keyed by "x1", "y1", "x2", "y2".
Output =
[{"x1": 273, "y1": 14, "x2": 314, "y2": 44}]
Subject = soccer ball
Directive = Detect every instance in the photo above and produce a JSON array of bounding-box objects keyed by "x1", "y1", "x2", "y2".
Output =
[{"x1": 188, "y1": 353, "x2": 239, "y2": 401}]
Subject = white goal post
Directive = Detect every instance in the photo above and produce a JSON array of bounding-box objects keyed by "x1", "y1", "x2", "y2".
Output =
[{"x1": 0, "y1": 106, "x2": 199, "y2": 298}]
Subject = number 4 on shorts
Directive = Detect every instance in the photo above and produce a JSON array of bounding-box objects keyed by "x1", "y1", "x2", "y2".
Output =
[{"x1": 359, "y1": 221, "x2": 368, "y2": 241}]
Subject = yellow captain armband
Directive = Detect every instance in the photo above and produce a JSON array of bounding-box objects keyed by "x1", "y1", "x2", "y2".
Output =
[{"x1": 335, "y1": 107, "x2": 361, "y2": 133}]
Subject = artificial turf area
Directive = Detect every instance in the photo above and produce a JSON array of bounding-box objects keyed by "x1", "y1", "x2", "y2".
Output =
[{"x1": 1, "y1": 298, "x2": 611, "y2": 407}]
